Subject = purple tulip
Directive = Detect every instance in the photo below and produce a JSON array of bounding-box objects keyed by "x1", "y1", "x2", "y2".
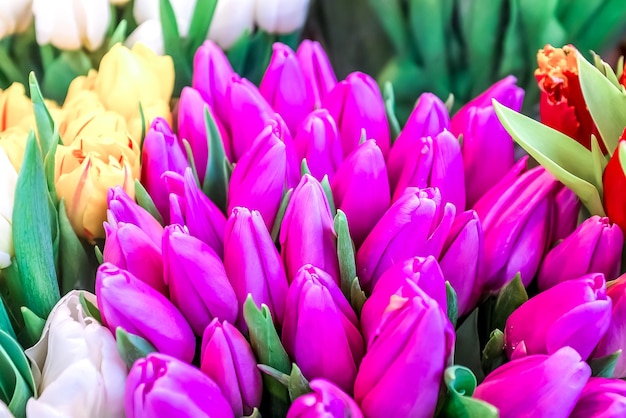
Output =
[
  {"x1": 322, "y1": 72, "x2": 390, "y2": 158},
  {"x1": 192, "y1": 40, "x2": 234, "y2": 125},
  {"x1": 470, "y1": 156, "x2": 528, "y2": 211},
  {"x1": 125, "y1": 353, "x2": 234, "y2": 418},
  {"x1": 227, "y1": 124, "x2": 287, "y2": 231},
  {"x1": 360, "y1": 256, "x2": 447, "y2": 347},
  {"x1": 354, "y1": 287, "x2": 455, "y2": 418},
  {"x1": 287, "y1": 379, "x2": 363, "y2": 418},
  {"x1": 260, "y1": 42, "x2": 315, "y2": 135},
  {"x1": 96, "y1": 263, "x2": 195, "y2": 363},
  {"x1": 451, "y1": 76, "x2": 524, "y2": 207},
  {"x1": 296, "y1": 40, "x2": 337, "y2": 108},
  {"x1": 200, "y1": 319, "x2": 262, "y2": 416},
  {"x1": 550, "y1": 185, "x2": 581, "y2": 245},
  {"x1": 474, "y1": 346, "x2": 590, "y2": 418},
  {"x1": 538, "y1": 216, "x2": 623, "y2": 291},
  {"x1": 280, "y1": 174, "x2": 340, "y2": 283},
  {"x1": 282, "y1": 265, "x2": 364, "y2": 393},
  {"x1": 293, "y1": 109, "x2": 343, "y2": 181},
  {"x1": 267, "y1": 113, "x2": 301, "y2": 189},
  {"x1": 387, "y1": 93, "x2": 449, "y2": 189},
  {"x1": 438, "y1": 210, "x2": 484, "y2": 315},
  {"x1": 570, "y1": 377, "x2": 626, "y2": 417},
  {"x1": 224, "y1": 207, "x2": 289, "y2": 327},
  {"x1": 331, "y1": 140, "x2": 390, "y2": 247},
  {"x1": 162, "y1": 225, "x2": 238, "y2": 335},
  {"x1": 141, "y1": 117, "x2": 189, "y2": 222},
  {"x1": 103, "y1": 222, "x2": 166, "y2": 295},
  {"x1": 107, "y1": 186, "x2": 163, "y2": 246},
  {"x1": 356, "y1": 187, "x2": 455, "y2": 293},
  {"x1": 504, "y1": 273, "x2": 612, "y2": 360},
  {"x1": 594, "y1": 274, "x2": 626, "y2": 377}
]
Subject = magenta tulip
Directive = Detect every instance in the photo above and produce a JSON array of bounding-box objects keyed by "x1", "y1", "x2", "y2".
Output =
[
  {"x1": 293, "y1": 109, "x2": 343, "y2": 181},
  {"x1": 192, "y1": 40, "x2": 234, "y2": 125},
  {"x1": 571, "y1": 377, "x2": 626, "y2": 417},
  {"x1": 107, "y1": 186, "x2": 163, "y2": 246},
  {"x1": 296, "y1": 40, "x2": 337, "y2": 108},
  {"x1": 287, "y1": 379, "x2": 363, "y2": 418},
  {"x1": 594, "y1": 274, "x2": 626, "y2": 378}
]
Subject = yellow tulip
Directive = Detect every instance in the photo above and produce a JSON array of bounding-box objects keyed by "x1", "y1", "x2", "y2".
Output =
[
  {"x1": 0, "y1": 83, "x2": 33, "y2": 131},
  {"x1": 0, "y1": 127, "x2": 29, "y2": 172}
]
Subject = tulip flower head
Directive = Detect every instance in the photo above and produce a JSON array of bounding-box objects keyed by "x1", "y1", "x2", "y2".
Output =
[
  {"x1": 594, "y1": 273, "x2": 626, "y2": 378},
  {"x1": 107, "y1": 186, "x2": 164, "y2": 245},
  {"x1": 192, "y1": 40, "x2": 235, "y2": 121},
  {"x1": 287, "y1": 379, "x2": 363, "y2": 418},
  {"x1": 570, "y1": 377, "x2": 626, "y2": 417},
  {"x1": 603, "y1": 135, "x2": 626, "y2": 234},
  {"x1": 296, "y1": 40, "x2": 338, "y2": 108},
  {"x1": 0, "y1": 146, "x2": 17, "y2": 268}
]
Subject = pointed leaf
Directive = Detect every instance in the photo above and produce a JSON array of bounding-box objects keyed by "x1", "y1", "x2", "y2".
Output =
[
  {"x1": 383, "y1": 81, "x2": 401, "y2": 141},
  {"x1": 159, "y1": 0, "x2": 191, "y2": 94},
  {"x1": 107, "y1": 19, "x2": 128, "y2": 49},
  {"x1": 350, "y1": 278, "x2": 367, "y2": 316},
  {"x1": 116, "y1": 327, "x2": 156, "y2": 369},
  {"x1": 202, "y1": 106, "x2": 229, "y2": 213},
  {"x1": 321, "y1": 175, "x2": 336, "y2": 216},
  {"x1": 20, "y1": 307, "x2": 45, "y2": 347},
  {"x1": 0, "y1": 300, "x2": 15, "y2": 341},
  {"x1": 58, "y1": 199, "x2": 93, "y2": 294},
  {"x1": 482, "y1": 329, "x2": 507, "y2": 375},
  {"x1": 134, "y1": 180, "x2": 163, "y2": 225},
  {"x1": 589, "y1": 350, "x2": 621, "y2": 378},
  {"x1": 42, "y1": 51, "x2": 92, "y2": 103},
  {"x1": 0, "y1": 329, "x2": 37, "y2": 396},
  {"x1": 492, "y1": 273, "x2": 528, "y2": 332},
  {"x1": 334, "y1": 210, "x2": 357, "y2": 300},
  {"x1": 300, "y1": 159, "x2": 312, "y2": 177},
  {"x1": 287, "y1": 363, "x2": 311, "y2": 401},
  {"x1": 446, "y1": 282, "x2": 458, "y2": 328},
  {"x1": 28, "y1": 72, "x2": 55, "y2": 157},
  {"x1": 79, "y1": 293, "x2": 102, "y2": 324},
  {"x1": 187, "y1": 0, "x2": 217, "y2": 57}
]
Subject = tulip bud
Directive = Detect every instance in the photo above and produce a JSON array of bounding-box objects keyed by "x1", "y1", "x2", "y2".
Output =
[
  {"x1": 0, "y1": 147, "x2": 17, "y2": 268},
  {"x1": 474, "y1": 347, "x2": 591, "y2": 418},
  {"x1": 125, "y1": 20, "x2": 164, "y2": 56},
  {"x1": 287, "y1": 379, "x2": 363, "y2": 418},
  {"x1": 255, "y1": 0, "x2": 311, "y2": 34},
  {"x1": 134, "y1": 0, "x2": 195, "y2": 38},
  {"x1": 360, "y1": 256, "x2": 447, "y2": 347},
  {"x1": 296, "y1": 40, "x2": 337, "y2": 108},
  {"x1": 162, "y1": 226, "x2": 238, "y2": 335},
  {"x1": 126, "y1": 353, "x2": 234, "y2": 418},
  {"x1": 207, "y1": 0, "x2": 255, "y2": 50},
  {"x1": 260, "y1": 42, "x2": 315, "y2": 135},
  {"x1": 603, "y1": 136, "x2": 626, "y2": 234},
  {"x1": 593, "y1": 274, "x2": 626, "y2": 378},
  {"x1": 282, "y1": 265, "x2": 364, "y2": 393},
  {"x1": 356, "y1": 187, "x2": 455, "y2": 293},
  {"x1": 331, "y1": 140, "x2": 390, "y2": 247},
  {"x1": 224, "y1": 207, "x2": 289, "y2": 326},
  {"x1": 141, "y1": 117, "x2": 189, "y2": 222},
  {"x1": 504, "y1": 273, "x2": 612, "y2": 360},
  {"x1": 200, "y1": 319, "x2": 262, "y2": 416},
  {"x1": 0, "y1": 0, "x2": 31, "y2": 38},
  {"x1": 280, "y1": 174, "x2": 340, "y2": 282},
  {"x1": 570, "y1": 377, "x2": 626, "y2": 417},
  {"x1": 354, "y1": 288, "x2": 455, "y2": 418},
  {"x1": 387, "y1": 93, "x2": 450, "y2": 189},
  {"x1": 227, "y1": 125, "x2": 287, "y2": 231},
  {"x1": 96, "y1": 263, "x2": 195, "y2": 363},
  {"x1": 293, "y1": 109, "x2": 343, "y2": 181},
  {"x1": 550, "y1": 185, "x2": 581, "y2": 245},
  {"x1": 538, "y1": 216, "x2": 623, "y2": 290},
  {"x1": 192, "y1": 40, "x2": 234, "y2": 123},
  {"x1": 322, "y1": 72, "x2": 390, "y2": 158},
  {"x1": 107, "y1": 186, "x2": 164, "y2": 246}
]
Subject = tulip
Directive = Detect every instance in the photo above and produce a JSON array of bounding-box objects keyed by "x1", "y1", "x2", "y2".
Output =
[
  {"x1": 96, "y1": 263, "x2": 195, "y2": 363},
  {"x1": 331, "y1": 140, "x2": 390, "y2": 247},
  {"x1": 192, "y1": 40, "x2": 234, "y2": 123},
  {"x1": 260, "y1": 42, "x2": 315, "y2": 135},
  {"x1": 439, "y1": 210, "x2": 484, "y2": 315},
  {"x1": 360, "y1": 256, "x2": 447, "y2": 347},
  {"x1": 0, "y1": 402, "x2": 11, "y2": 418},
  {"x1": 255, "y1": 0, "x2": 311, "y2": 34},
  {"x1": 287, "y1": 379, "x2": 363, "y2": 418},
  {"x1": 594, "y1": 274, "x2": 626, "y2": 378},
  {"x1": 603, "y1": 136, "x2": 626, "y2": 234},
  {"x1": 133, "y1": 0, "x2": 195, "y2": 38},
  {"x1": 24, "y1": 291, "x2": 127, "y2": 418},
  {"x1": 282, "y1": 265, "x2": 364, "y2": 393},
  {"x1": 354, "y1": 289, "x2": 455, "y2": 418},
  {"x1": 107, "y1": 186, "x2": 164, "y2": 246},
  {"x1": 293, "y1": 109, "x2": 343, "y2": 181},
  {"x1": 32, "y1": 0, "x2": 110, "y2": 51},
  {"x1": 227, "y1": 124, "x2": 287, "y2": 231},
  {"x1": 0, "y1": 0, "x2": 31, "y2": 39},
  {"x1": 550, "y1": 185, "x2": 580, "y2": 245},
  {"x1": 125, "y1": 353, "x2": 234, "y2": 418},
  {"x1": 471, "y1": 156, "x2": 529, "y2": 212},
  {"x1": 60, "y1": 98, "x2": 129, "y2": 146},
  {"x1": 0, "y1": 147, "x2": 17, "y2": 268},
  {"x1": 571, "y1": 378, "x2": 626, "y2": 417},
  {"x1": 280, "y1": 174, "x2": 340, "y2": 282},
  {"x1": 162, "y1": 225, "x2": 238, "y2": 335},
  {"x1": 356, "y1": 187, "x2": 455, "y2": 293},
  {"x1": 538, "y1": 216, "x2": 623, "y2": 290},
  {"x1": 474, "y1": 347, "x2": 591, "y2": 418},
  {"x1": 0, "y1": 83, "x2": 33, "y2": 132},
  {"x1": 207, "y1": 0, "x2": 255, "y2": 50},
  {"x1": 224, "y1": 207, "x2": 289, "y2": 326},
  {"x1": 322, "y1": 72, "x2": 390, "y2": 158},
  {"x1": 125, "y1": 20, "x2": 164, "y2": 56},
  {"x1": 387, "y1": 93, "x2": 449, "y2": 189},
  {"x1": 200, "y1": 319, "x2": 262, "y2": 416},
  {"x1": 504, "y1": 273, "x2": 611, "y2": 360},
  {"x1": 0, "y1": 127, "x2": 27, "y2": 172},
  {"x1": 296, "y1": 40, "x2": 337, "y2": 108},
  {"x1": 141, "y1": 117, "x2": 189, "y2": 222},
  {"x1": 451, "y1": 76, "x2": 523, "y2": 207}
]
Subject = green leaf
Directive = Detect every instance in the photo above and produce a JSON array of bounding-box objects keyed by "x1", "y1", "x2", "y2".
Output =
[
  {"x1": 300, "y1": 159, "x2": 312, "y2": 177},
  {"x1": 497, "y1": 0, "x2": 526, "y2": 82},
  {"x1": 159, "y1": 0, "x2": 191, "y2": 94},
  {"x1": 139, "y1": 102, "x2": 147, "y2": 148},
  {"x1": 481, "y1": 329, "x2": 507, "y2": 376},
  {"x1": 590, "y1": 135, "x2": 608, "y2": 199},
  {"x1": 79, "y1": 292, "x2": 102, "y2": 324},
  {"x1": 321, "y1": 175, "x2": 336, "y2": 216},
  {"x1": 134, "y1": 180, "x2": 164, "y2": 225},
  {"x1": 0, "y1": 328, "x2": 37, "y2": 396},
  {"x1": 574, "y1": 0, "x2": 626, "y2": 55},
  {"x1": 0, "y1": 300, "x2": 15, "y2": 341},
  {"x1": 0, "y1": 332, "x2": 34, "y2": 418},
  {"x1": 187, "y1": 0, "x2": 217, "y2": 58},
  {"x1": 202, "y1": 106, "x2": 229, "y2": 213},
  {"x1": 42, "y1": 51, "x2": 92, "y2": 103},
  {"x1": 440, "y1": 365, "x2": 499, "y2": 418},
  {"x1": 350, "y1": 278, "x2": 367, "y2": 316},
  {"x1": 492, "y1": 274, "x2": 528, "y2": 333},
  {"x1": 58, "y1": 200, "x2": 93, "y2": 294},
  {"x1": 19, "y1": 307, "x2": 45, "y2": 347},
  {"x1": 226, "y1": 30, "x2": 251, "y2": 76},
  {"x1": 591, "y1": 53, "x2": 621, "y2": 89},
  {"x1": 287, "y1": 364, "x2": 311, "y2": 401},
  {"x1": 271, "y1": 188, "x2": 293, "y2": 243},
  {"x1": 589, "y1": 350, "x2": 621, "y2": 378},
  {"x1": 239, "y1": 30, "x2": 274, "y2": 85},
  {"x1": 94, "y1": 246, "x2": 104, "y2": 265},
  {"x1": 446, "y1": 282, "x2": 458, "y2": 328},
  {"x1": 115, "y1": 327, "x2": 156, "y2": 369},
  {"x1": 366, "y1": 0, "x2": 408, "y2": 55},
  {"x1": 557, "y1": 0, "x2": 603, "y2": 37},
  {"x1": 107, "y1": 19, "x2": 128, "y2": 50},
  {"x1": 28, "y1": 73, "x2": 55, "y2": 158},
  {"x1": 245, "y1": 408, "x2": 262, "y2": 418},
  {"x1": 183, "y1": 139, "x2": 202, "y2": 189},
  {"x1": 383, "y1": 81, "x2": 401, "y2": 142},
  {"x1": 334, "y1": 210, "x2": 357, "y2": 300}
]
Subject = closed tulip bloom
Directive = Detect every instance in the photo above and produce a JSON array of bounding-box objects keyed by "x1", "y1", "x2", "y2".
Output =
[
  {"x1": 594, "y1": 274, "x2": 626, "y2": 378},
  {"x1": 550, "y1": 185, "x2": 580, "y2": 245},
  {"x1": 126, "y1": 353, "x2": 234, "y2": 418},
  {"x1": 538, "y1": 216, "x2": 623, "y2": 290},
  {"x1": 224, "y1": 207, "x2": 289, "y2": 326},
  {"x1": 331, "y1": 140, "x2": 390, "y2": 247},
  {"x1": 255, "y1": 0, "x2": 310, "y2": 33},
  {"x1": 0, "y1": 147, "x2": 17, "y2": 268},
  {"x1": 0, "y1": 0, "x2": 32, "y2": 39},
  {"x1": 504, "y1": 273, "x2": 611, "y2": 360},
  {"x1": 293, "y1": 109, "x2": 343, "y2": 181},
  {"x1": 360, "y1": 256, "x2": 447, "y2": 347},
  {"x1": 260, "y1": 42, "x2": 315, "y2": 135},
  {"x1": 125, "y1": 20, "x2": 164, "y2": 56},
  {"x1": 200, "y1": 319, "x2": 262, "y2": 416},
  {"x1": 282, "y1": 265, "x2": 364, "y2": 393},
  {"x1": 207, "y1": 0, "x2": 255, "y2": 50},
  {"x1": 133, "y1": 0, "x2": 195, "y2": 38},
  {"x1": 163, "y1": 226, "x2": 238, "y2": 335},
  {"x1": 228, "y1": 124, "x2": 287, "y2": 231},
  {"x1": 571, "y1": 378, "x2": 626, "y2": 418},
  {"x1": 287, "y1": 379, "x2": 363, "y2": 418},
  {"x1": 387, "y1": 93, "x2": 449, "y2": 189},
  {"x1": 354, "y1": 289, "x2": 455, "y2": 418},
  {"x1": 96, "y1": 263, "x2": 195, "y2": 362},
  {"x1": 107, "y1": 186, "x2": 164, "y2": 246},
  {"x1": 192, "y1": 40, "x2": 234, "y2": 124},
  {"x1": 474, "y1": 347, "x2": 590, "y2": 418},
  {"x1": 356, "y1": 187, "x2": 455, "y2": 293},
  {"x1": 604, "y1": 136, "x2": 626, "y2": 234},
  {"x1": 296, "y1": 40, "x2": 337, "y2": 108},
  {"x1": 322, "y1": 72, "x2": 390, "y2": 158}
]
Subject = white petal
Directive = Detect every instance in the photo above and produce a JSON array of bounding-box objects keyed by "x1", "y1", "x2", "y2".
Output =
[
  {"x1": 78, "y1": 0, "x2": 111, "y2": 51},
  {"x1": 208, "y1": 0, "x2": 255, "y2": 49},
  {"x1": 255, "y1": 0, "x2": 310, "y2": 33},
  {"x1": 32, "y1": 0, "x2": 81, "y2": 50},
  {"x1": 125, "y1": 20, "x2": 165, "y2": 56}
]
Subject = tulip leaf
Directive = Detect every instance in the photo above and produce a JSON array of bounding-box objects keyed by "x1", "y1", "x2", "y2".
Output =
[
  {"x1": 0, "y1": 333, "x2": 33, "y2": 418},
  {"x1": 481, "y1": 329, "x2": 507, "y2": 376},
  {"x1": 139, "y1": 102, "x2": 147, "y2": 147},
  {"x1": 574, "y1": 0, "x2": 626, "y2": 57},
  {"x1": 28, "y1": 72, "x2": 55, "y2": 158},
  {"x1": 245, "y1": 408, "x2": 262, "y2": 418},
  {"x1": 42, "y1": 51, "x2": 92, "y2": 104},
  {"x1": 0, "y1": 329, "x2": 37, "y2": 397},
  {"x1": 492, "y1": 273, "x2": 527, "y2": 333},
  {"x1": 440, "y1": 365, "x2": 499, "y2": 418},
  {"x1": 496, "y1": 0, "x2": 525, "y2": 81},
  {"x1": 334, "y1": 210, "x2": 357, "y2": 299},
  {"x1": 115, "y1": 327, "x2": 156, "y2": 369},
  {"x1": 0, "y1": 300, "x2": 15, "y2": 342},
  {"x1": 300, "y1": 159, "x2": 312, "y2": 177},
  {"x1": 202, "y1": 106, "x2": 229, "y2": 214},
  {"x1": 321, "y1": 175, "x2": 336, "y2": 216},
  {"x1": 182, "y1": 139, "x2": 202, "y2": 189},
  {"x1": 589, "y1": 350, "x2": 622, "y2": 378},
  {"x1": 42, "y1": 126, "x2": 59, "y2": 203},
  {"x1": 0, "y1": 261, "x2": 25, "y2": 331},
  {"x1": 446, "y1": 282, "x2": 458, "y2": 328},
  {"x1": 226, "y1": 30, "x2": 252, "y2": 76},
  {"x1": 577, "y1": 51, "x2": 626, "y2": 155},
  {"x1": 19, "y1": 307, "x2": 45, "y2": 348},
  {"x1": 383, "y1": 81, "x2": 401, "y2": 141},
  {"x1": 159, "y1": 0, "x2": 191, "y2": 94},
  {"x1": 591, "y1": 53, "x2": 621, "y2": 89},
  {"x1": 590, "y1": 135, "x2": 608, "y2": 199},
  {"x1": 58, "y1": 199, "x2": 93, "y2": 294},
  {"x1": 350, "y1": 278, "x2": 367, "y2": 316},
  {"x1": 187, "y1": 0, "x2": 217, "y2": 59},
  {"x1": 271, "y1": 188, "x2": 293, "y2": 243},
  {"x1": 107, "y1": 19, "x2": 128, "y2": 50},
  {"x1": 134, "y1": 180, "x2": 164, "y2": 225},
  {"x1": 79, "y1": 293, "x2": 102, "y2": 324},
  {"x1": 287, "y1": 363, "x2": 311, "y2": 401},
  {"x1": 366, "y1": 0, "x2": 408, "y2": 55},
  {"x1": 94, "y1": 246, "x2": 104, "y2": 265}
]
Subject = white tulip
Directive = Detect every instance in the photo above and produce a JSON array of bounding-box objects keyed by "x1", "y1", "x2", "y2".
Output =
[
  {"x1": 255, "y1": 0, "x2": 310, "y2": 34},
  {"x1": 133, "y1": 0, "x2": 195, "y2": 38},
  {"x1": 109, "y1": 0, "x2": 129, "y2": 5},
  {"x1": 0, "y1": 401, "x2": 13, "y2": 418},
  {"x1": 125, "y1": 20, "x2": 164, "y2": 56},
  {"x1": 25, "y1": 291, "x2": 127, "y2": 418},
  {"x1": 32, "y1": 0, "x2": 111, "y2": 51},
  {"x1": 0, "y1": 0, "x2": 33, "y2": 39},
  {"x1": 208, "y1": 0, "x2": 255, "y2": 49},
  {"x1": 0, "y1": 147, "x2": 17, "y2": 269}
]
